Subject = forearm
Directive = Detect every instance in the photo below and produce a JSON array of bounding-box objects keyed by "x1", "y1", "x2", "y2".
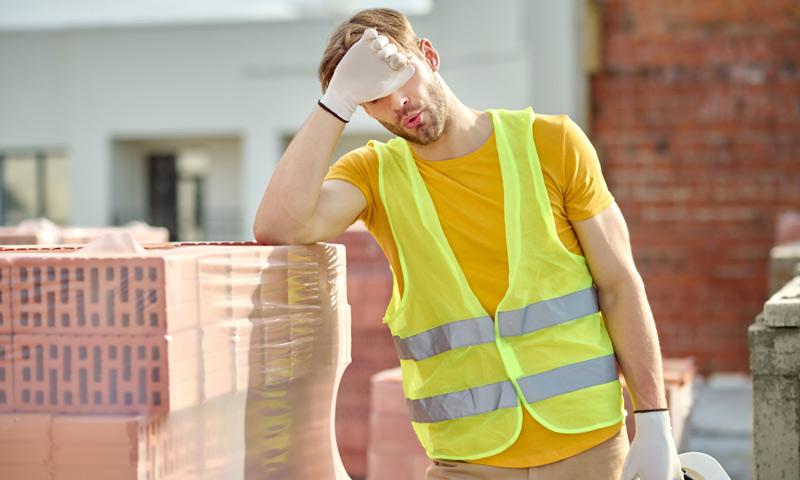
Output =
[
  {"x1": 253, "y1": 105, "x2": 345, "y2": 244},
  {"x1": 608, "y1": 276, "x2": 683, "y2": 480},
  {"x1": 254, "y1": 28, "x2": 413, "y2": 245},
  {"x1": 599, "y1": 275, "x2": 668, "y2": 411}
]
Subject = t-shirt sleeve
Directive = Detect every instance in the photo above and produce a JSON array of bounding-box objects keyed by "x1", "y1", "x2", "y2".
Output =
[
  {"x1": 561, "y1": 118, "x2": 615, "y2": 221},
  {"x1": 324, "y1": 145, "x2": 377, "y2": 225}
]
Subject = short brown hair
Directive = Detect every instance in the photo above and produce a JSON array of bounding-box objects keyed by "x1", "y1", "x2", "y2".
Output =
[{"x1": 318, "y1": 8, "x2": 421, "y2": 93}]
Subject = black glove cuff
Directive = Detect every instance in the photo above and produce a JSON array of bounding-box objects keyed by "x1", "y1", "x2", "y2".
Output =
[
  {"x1": 633, "y1": 408, "x2": 670, "y2": 414},
  {"x1": 318, "y1": 100, "x2": 349, "y2": 124}
]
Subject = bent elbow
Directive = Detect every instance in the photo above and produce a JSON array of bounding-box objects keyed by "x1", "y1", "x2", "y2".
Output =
[
  {"x1": 253, "y1": 223, "x2": 287, "y2": 245},
  {"x1": 253, "y1": 220, "x2": 312, "y2": 246}
]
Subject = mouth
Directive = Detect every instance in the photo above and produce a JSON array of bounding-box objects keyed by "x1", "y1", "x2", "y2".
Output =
[{"x1": 403, "y1": 112, "x2": 423, "y2": 129}]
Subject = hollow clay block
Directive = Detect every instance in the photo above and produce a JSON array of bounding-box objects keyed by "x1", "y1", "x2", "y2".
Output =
[
  {"x1": 0, "y1": 413, "x2": 52, "y2": 479},
  {"x1": 0, "y1": 258, "x2": 10, "y2": 335},
  {"x1": 12, "y1": 328, "x2": 201, "y2": 414},
  {"x1": 7, "y1": 240, "x2": 204, "y2": 336},
  {"x1": 0, "y1": 335, "x2": 12, "y2": 411}
]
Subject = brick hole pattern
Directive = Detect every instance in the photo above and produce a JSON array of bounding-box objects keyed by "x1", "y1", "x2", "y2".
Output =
[
  {"x1": 0, "y1": 335, "x2": 11, "y2": 411},
  {"x1": 13, "y1": 334, "x2": 168, "y2": 414},
  {"x1": 11, "y1": 257, "x2": 167, "y2": 336},
  {"x1": 0, "y1": 260, "x2": 9, "y2": 335}
]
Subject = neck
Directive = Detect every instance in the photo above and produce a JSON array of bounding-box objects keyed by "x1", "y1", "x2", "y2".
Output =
[{"x1": 408, "y1": 86, "x2": 492, "y2": 162}]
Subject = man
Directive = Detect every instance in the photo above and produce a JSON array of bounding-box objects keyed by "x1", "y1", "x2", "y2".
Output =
[{"x1": 254, "y1": 8, "x2": 682, "y2": 480}]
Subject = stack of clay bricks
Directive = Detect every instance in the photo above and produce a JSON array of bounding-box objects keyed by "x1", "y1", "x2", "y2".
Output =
[
  {"x1": 367, "y1": 367, "x2": 429, "y2": 480},
  {"x1": 768, "y1": 241, "x2": 800, "y2": 297},
  {"x1": 367, "y1": 358, "x2": 696, "y2": 480},
  {"x1": 0, "y1": 237, "x2": 352, "y2": 480},
  {"x1": 330, "y1": 224, "x2": 396, "y2": 477},
  {"x1": 0, "y1": 219, "x2": 168, "y2": 246}
]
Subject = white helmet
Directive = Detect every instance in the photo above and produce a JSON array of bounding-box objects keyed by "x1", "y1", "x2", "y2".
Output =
[{"x1": 679, "y1": 452, "x2": 731, "y2": 480}]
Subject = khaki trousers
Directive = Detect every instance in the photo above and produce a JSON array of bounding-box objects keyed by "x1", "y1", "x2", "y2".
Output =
[{"x1": 425, "y1": 427, "x2": 629, "y2": 480}]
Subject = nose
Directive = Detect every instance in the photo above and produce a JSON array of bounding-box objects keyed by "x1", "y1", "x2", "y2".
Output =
[{"x1": 386, "y1": 88, "x2": 410, "y2": 113}]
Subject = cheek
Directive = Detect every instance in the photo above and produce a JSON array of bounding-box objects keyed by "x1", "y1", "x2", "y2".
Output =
[
  {"x1": 361, "y1": 102, "x2": 387, "y2": 120},
  {"x1": 365, "y1": 102, "x2": 394, "y2": 121}
]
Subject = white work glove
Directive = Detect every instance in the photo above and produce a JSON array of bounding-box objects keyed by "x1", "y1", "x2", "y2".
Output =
[
  {"x1": 319, "y1": 28, "x2": 415, "y2": 122},
  {"x1": 620, "y1": 411, "x2": 683, "y2": 480}
]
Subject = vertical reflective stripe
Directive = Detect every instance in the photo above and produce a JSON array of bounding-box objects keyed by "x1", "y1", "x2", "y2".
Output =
[
  {"x1": 497, "y1": 287, "x2": 600, "y2": 337},
  {"x1": 407, "y1": 380, "x2": 519, "y2": 424},
  {"x1": 517, "y1": 354, "x2": 618, "y2": 404},
  {"x1": 393, "y1": 315, "x2": 495, "y2": 361}
]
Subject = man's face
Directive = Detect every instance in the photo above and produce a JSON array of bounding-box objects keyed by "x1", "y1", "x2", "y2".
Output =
[{"x1": 361, "y1": 54, "x2": 449, "y2": 146}]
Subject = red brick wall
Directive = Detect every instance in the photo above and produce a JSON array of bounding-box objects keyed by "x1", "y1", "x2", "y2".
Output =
[
  {"x1": 331, "y1": 228, "x2": 397, "y2": 479},
  {"x1": 591, "y1": 0, "x2": 800, "y2": 373}
]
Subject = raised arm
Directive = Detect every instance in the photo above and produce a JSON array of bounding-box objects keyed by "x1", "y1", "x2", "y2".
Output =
[
  {"x1": 253, "y1": 108, "x2": 362, "y2": 245},
  {"x1": 253, "y1": 28, "x2": 414, "y2": 245},
  {"x1": 572, "y1": 203, "x2": 682, "y2": 480}
]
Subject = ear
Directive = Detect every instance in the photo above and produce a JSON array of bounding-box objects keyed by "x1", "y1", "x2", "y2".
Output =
[{"x1": 419, "y1": 38, "x2": 440, "y2": 73}]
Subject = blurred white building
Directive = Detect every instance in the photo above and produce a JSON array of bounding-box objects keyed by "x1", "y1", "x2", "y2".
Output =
[{"x1": 0, "y1": 0, "x2": 595, "y2": 241}]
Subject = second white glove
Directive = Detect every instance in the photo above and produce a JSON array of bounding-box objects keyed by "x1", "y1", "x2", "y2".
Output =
[
  {"x1": 620, "y1": 410, "x2": 683, "y2": 480},
  {"x1": 320, "y1": 28, "x2": 416, "y2": 122}
]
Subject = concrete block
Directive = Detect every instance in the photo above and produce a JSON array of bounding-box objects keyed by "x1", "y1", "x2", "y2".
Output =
[
  {"x1": 768, "y1": 242, "x2": 800, "y2": 296},
  {"x1": 751, "y1": 374, "x2": 800, "y2": 479},
  {"x1": 763, "y1": 275, "x2": 800, "y2": 327},
  {"x1": 748, "y1": 323, "x2": 800, "y2": 375}
]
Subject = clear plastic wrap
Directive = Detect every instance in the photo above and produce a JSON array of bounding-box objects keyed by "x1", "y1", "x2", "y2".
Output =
[
  {"x1": 0, "y1": 233, "x2": 352, "y2": 479},
  {"x1": 0, "y1": 219, "x2": 169, "y2": 246}
]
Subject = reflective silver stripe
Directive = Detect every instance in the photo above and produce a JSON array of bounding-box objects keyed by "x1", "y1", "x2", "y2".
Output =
[
  {"x1": 497, "y1": 287, "x2": 600, "y2": 338},
  {"x1": 518, "y1": 354, "x2": 618, "y2": 404},
  {"x1": 406, "y1": 355, "x2": 618, "y2": 423},
  {"x1": 393, "y1": 315, "x2": 495, "y2": 361},
  {"x1": 395, "y1": 288, "x2": 598, "y2": 361},
  {"x1": 406, "y1": 380, "x2": 519, "y2": 424}
]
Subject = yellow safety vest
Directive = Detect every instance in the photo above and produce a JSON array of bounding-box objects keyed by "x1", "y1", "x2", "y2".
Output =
[{"x1": 371, "y1": 108, "x2": 624, "y2": 460}]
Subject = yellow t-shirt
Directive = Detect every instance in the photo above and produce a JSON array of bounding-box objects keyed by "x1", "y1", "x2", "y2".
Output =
[{"x1": 325, "y1": 113, "x2": 621, "y2": 468}]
